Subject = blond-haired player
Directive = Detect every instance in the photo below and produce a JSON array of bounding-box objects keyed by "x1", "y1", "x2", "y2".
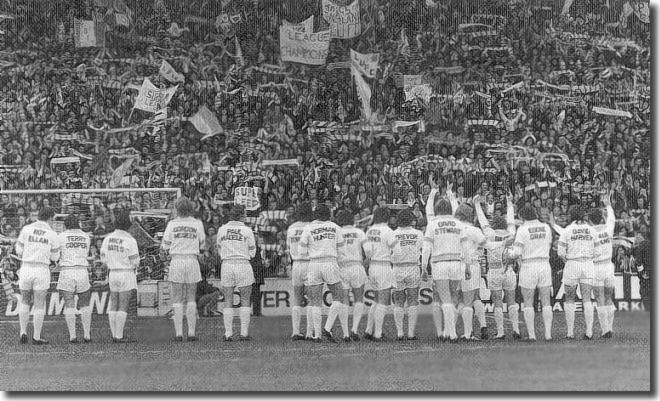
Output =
[
  {"x1": 390, "y1": 209, "x2": 423, "y2": 341},
  {"x1": 287, "y1": 203, "x2": 314, "y2": 340},
  {"x1": 161, "y1": 197, "x2": 206, "y2": 342},
  {"x1": 101, "y1": 209, "x2": 140, "y2": 343},
  {"x1": 589, "y1": 193, "x2": 616, "y2": 338},
  {"x1": 300, "y1": 205, "x2": 345, "y2": 342},
  {"x1": 335, "y1": 209, "x2": 368, "y2": 341},
  {"x1": 475, "y1": 193, "x2": 520, "y2": 339},
  {"x1": 217, "y1": 205, "x2": 256, "y2": 341},
  {"x1": 57, "y1": 214, "x2": 93, "y2": 343},
  {"x1": 15, "y1": 207, "x2": 60, "y2": 344},
  {"x1": 510, "y1": 206, "x2": 553, "y2": 341}
]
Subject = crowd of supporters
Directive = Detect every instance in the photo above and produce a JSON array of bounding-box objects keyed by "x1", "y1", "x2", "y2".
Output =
[{"x1": 0, "y1": 0, "x2": 650, "y2": 280}]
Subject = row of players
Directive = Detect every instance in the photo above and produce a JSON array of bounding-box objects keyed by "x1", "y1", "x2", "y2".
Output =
[
  {"x1": 286, "y1": 184, "x2": 616, "y2": 342},
  {"x1": 12, "y1": 184, "x2": 615, "y2": 344}
]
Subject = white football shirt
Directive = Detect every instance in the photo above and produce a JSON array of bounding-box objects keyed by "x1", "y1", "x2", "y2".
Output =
[
  {"x1": 390, "y1": 226, "x2": 423, "y2": 266},
  {"x1": 286, "y1": 221, "x2": 310, "y2": 262},
  {"x1": 216, "y1": 221, "x2": 256, "y2": 261},
  {"x1": 512, "y1": 220, "x2": 552, "y2": 261},
  {"x1": 100, "y1": 230, "x2": 140, "y2": 271},
  {"x1": 16, "y1": 221, "x2": 60, "y2": 266},
  {"x1": 423, "y1": 216, "x2": 465, "y2": 262},
  {"x1": 558, "y1": 222, "x2": 596, "y2": 260},
  {"x1": 161, "y1": 216, "x2": 206, "y2": 255},
  {"x1": 363, "y1": 223, "x2": 394, "y2": 263},
  {"x1": 300, "y1": 220, "x2": 343, "y2": 260},
  {"x1": 58, "y1": 229, "x2": 91, "y2": 269},
  {"x1": 338, "y1": 226, "x2": 366, "y2": 265}
]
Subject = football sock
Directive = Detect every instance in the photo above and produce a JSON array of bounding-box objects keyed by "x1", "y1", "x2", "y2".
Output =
[
  {"x1": 473, "y1": 300, "x2": 486, "y2": 328},
  {"x1": 64, "y1": 307, "x2": 77, "y2": 340},
  {"x1": 393, "y1": 306, "x2": 404, "y2": 337},
  {"x1": 542, "y1": 306, "x2": 553, "y2": 340},
  {"x1": 305, "y1": 306, "x2": 314, "y2": 337},
  {"x1": 596, "y1": 305, "x2": 608, "y2": 334},
  {"x1": 508, "y1": 304, "x2": 520, "y2": 333},
  {"x1": 431, "y1": 302, "x2": 443, "y2": 336},
  {"x1": 494, "y1": 307, "x2": 504, "y2": 337},
  {"x1": 115, "y1": 311, "x2": 127, "y2": 339},
  {"x1": 352, "y1": 302, "x2": 364, "y2": 333},
  {"x1": 32, "y1": 308, "x2": 45, "y2": 341},
  {"x1": 186, "y1": 302, "x2": 197, "y2": 336},
  {"x1": 18, "y1": 302, "x2": 29, "y2": 336},
  {"x1": 223, "y1": 307, "x2": 234, "y2": 337},
  {"x1": 407, "y1": 305, "x2": 418, "y2": 338},
  {"x1": 442, "y1": 304, "x2": 456, "y2": 339},
  {"x1": 565, "y1": 302, "x2": 576, "y2": 337},
  {"x1": 172, "y1": 303, "x2": 184, "y2": 337},
  {"x1": 583, "y1": 301, "x2": 594, "y2": 337},
  {"x1": 365, "y1": 303, "x2": 376, "y2": 334},
  {"x1": 291, "y1": 305, "x2": 303, "y2": 335},
  {"x1": 324, "y1": 301, "x2": 341, "y2": 333},
  {"x1": 374, "y1": 304, "x2": 387, "y2": 338},
  {"x1": 462, "y1": 306, "x2": 474, "y2": 338},
  {"x1": 80, "y1": 306, "x2": 92, "y2": 339},
  {"x1": 312, "y1": 306, "x2": 322, "y2": 339},
  {"x1": 608, "y1": 304, "x2": 616, "y2": 332},
  {"x1": 339, "y1": 303, "x2": 349, "y2": 337},
  {"x1": 108, "y1": 311, "x2": 117, "y2": 338},
  {"x1": 523, "y1": 307, "x2": 535, "y2": 339},
  {"x1": 239, "y1": 307, "x2": 251, "y2": 336}
]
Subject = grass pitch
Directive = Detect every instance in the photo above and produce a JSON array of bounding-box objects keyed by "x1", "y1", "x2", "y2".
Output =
[{"x1": 0, "y1": 311, "x2": 650, "y2": 391}]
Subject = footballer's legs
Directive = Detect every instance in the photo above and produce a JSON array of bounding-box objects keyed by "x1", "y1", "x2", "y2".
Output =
[
  {"x1": 171, "y1": 283, "x2": 185, "y2": 340},
  {"x1": 491, "y1": 289, "x2": 505, "y2": 338},
  {"x1": 405, "y1": 287, "x2": 419, "y2": 339},
  {"x1": 521, "y1": 287, "x2": 536, "y2": 340},
  {"x1": 350, "y1": 285, "x2": 365, "y2": 339},
  {"x1": 184, "y1": 283, "x2": 198, "y2": 339},
  {"x1": 32, "y1": 290, "x2": 47, "y2": 342},
  {"x1": 304, "y1": 286, "x2": 314, "y2": 339},
  {"x1": 222, "y1": 285, "x2": 236, "y2": 339},
  {"x1": 392, "y1": 289, "x2": 406, "y2": 339},
  {"x1": 604, "y1": 284, "x2": 615, "y2": 335},
  {"x1": 307, "y1": 284, "x2": 324, "y2": 340},
  {"x1": 473, "y1": 296, "x2": 487, "y2": 338},
  {"x1": 539, "y1": 286, "x2": 553, "y2": 340},
  {"x1": 504, "y1": 289, "x2": 520, "y2": 337},
  {"x1": 78, "y1": 290, "x2": 92, "y2": 341},
  {"x1": 564, "y1": 284, "x2": 578, "y2": 338},
  {"x1": 18, "y1": 290, "x2": 32, "y2": 341},
  {"x1": 461, "y1": 289, "x2": 476, "y2": 340},
  {"x1": 373, "y1": 288, "x2": 391, "y2": 340},
  {"x1": 580, "y1": 281, "x2": 595, "y2": 339},
  {"x1": 237, "y1": 285, "x2": 252, "y2": 339},
  {"x1": 291, "y1": 285, "x2": 305, "y2": 338},
  {"x1": 61, "y1": 290, "x2": 78, "y2": 341},
  {"x1": 115, "y1": 290, "x2": 132, "y2": 341}
]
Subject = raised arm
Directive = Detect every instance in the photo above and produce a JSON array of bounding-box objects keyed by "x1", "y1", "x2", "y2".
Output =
[
  {"x1": 506, "y1": 191, "x2": 516, "y2": 235},
  {"x1": 426, "y1": 177, "x2": 439, "y2": 219},
  {"x1": 603, "y1": 191, "x2": 615, "y2": 236},
  {"x1": 473, "y1": 195, "x2": 495, "y2": 239},
  {"x1": 446, "y1": 182, "x2": 458, "y2": 214}
]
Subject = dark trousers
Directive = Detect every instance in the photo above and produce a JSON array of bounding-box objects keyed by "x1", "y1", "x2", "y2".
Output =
[{"x1": 251, "y1": 283, "x2": 262, "y2": 316}]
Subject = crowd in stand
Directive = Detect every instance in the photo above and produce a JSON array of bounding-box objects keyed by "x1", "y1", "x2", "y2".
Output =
[{"x1": 0, "y1": 0, "x2": 650, "y2": 280}]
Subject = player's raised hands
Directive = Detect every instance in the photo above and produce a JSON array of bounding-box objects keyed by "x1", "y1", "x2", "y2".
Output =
[
  {"x1": 429, "y1": 175, "x2": 439, "y2": 190},
  {"x1": 602, "y1": 190, "x2": 611, "y2": 206}
]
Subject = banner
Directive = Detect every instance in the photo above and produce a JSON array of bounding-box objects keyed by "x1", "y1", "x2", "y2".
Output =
[
  {"x1": 50, "y1": 157, "x2": 81, "y2": 165},
  {"x1": 279, "y1": 26, "x2": 331, "y2": 65},
  {"x1": 74, "y1": 19, "x2": 105, "y2": 48},
  {"x1": 402, "y1": 75, "x2": 423, "y2": 88},
  {"x1": 261, "y1": 159, "x2": 299, "y2": 167},
  {"x1": 109, "y1": 157, "x2": 136, "y2": 188},
  {"x1": 282, "y1": 16, "x2": 314, "y2": 33},
  {"x1": 593, "y1": 106, "x2": 632, "y2": 118},
  {"x1": 321, "y1": 0, "x2": 361, "y2": 39},
  {"x1": 189, "y1": 105, "x2": 223, "y2": 139},
  {"x1": 350, "y1": 49, "x2": 379, "y2": 78},
  {"x1": 351, "y1": 65, "x2": 372, "y2": 120},
  {"x1": 134, "y1": 78, "x2": 178, "y2": 113},
  {"x1": 159, "y1": 60, "x2": 184, "y2": 83},
  {"x1": 234, "y1": 186, "x2": 261, "y2": 211},
  {"x1": 404, "y1": 84, "x2": 432, "y2": 103}
]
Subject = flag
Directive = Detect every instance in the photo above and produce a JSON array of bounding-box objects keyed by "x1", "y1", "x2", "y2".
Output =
[
  {"x1": 115, "y1": 13, "x2": 131, "y2": 27},
  {"x1": 619, "y1": 1, "x2": 634, "y2": 28},
  {"x1": 350, "y1": 49, "x2": 379, "y2": 78},
  {"x1": 134, "y1": 78, "x2": 178, "y2": 113},
  {"x1": 190, "y1": 105, "x2": 224, "y2": 139},
  {"x1": 561, "y1": 0, "x2": 574, "y2": 15},
  {"x1": 109, "y1": 157, "x2": 135, "y2": 188},
  {"x1": 74, "y1": 19, "x2": 105, "y2": 47},
  {"x1": 351, "y1": 65, "x2": 372, "y2": 120},
  {"x1": 159, "y1": 60, "x2": 184, "y2": 83},
  {"x1": 234, "y1": 36, "x2": 245, "y2": 69},
  {"x1": 167, "y1": 22, "x2": 189, "y2": 37},
  {"x1": 398, "y1": 28, "x2": 410, "y2": 57}
]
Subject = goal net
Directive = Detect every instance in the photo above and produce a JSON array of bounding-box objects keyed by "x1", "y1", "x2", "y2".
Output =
[{"x1": 0, "y1": 187, "x2": 180, "y2": 318}]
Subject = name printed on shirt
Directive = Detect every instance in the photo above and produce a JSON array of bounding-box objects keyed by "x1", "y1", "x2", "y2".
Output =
[
  {"x1": 173, "y1": 226, "x2": 198, "y2": 239},
  {"x1": 311, "y1": 227, "x2": 336, "y2": 241},
  {"x1": 28, "y1": 229, "x2": 49, "y2": 244},
  {"x1": 65, "y1": 235, "x2": 88, "y2": 248},
  {"x1": 107, "y1": 238, "x2": 127, "y2": 252},
  {"x1": 433, "y1": 220, "x2": 460, "y2": 235},
  {"x1": 221, "y1": 229, "x2": 245, "y2": 242},
  {"x1": 528, "y1": 227, "x2": 546, "y2": 240}
]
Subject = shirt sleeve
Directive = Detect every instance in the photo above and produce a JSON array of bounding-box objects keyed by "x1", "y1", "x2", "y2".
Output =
[
  {"x1": 447, "y1": 188, "x2": 459, "y2": 214},
  {"x1": 605, "y1": 205, "x2": 615, "y2": 236},
  {"x1": 335, "y1": 224, "x2": 345, "y2": 249},
  {"x1": 197, "y1": 220, "x2": 207, "y2": 251},
  {"x1": 49, "y1": 232, "x2": 61, "y2": 262},
  {"x1": 247, "y1": 228, "x2": 257, "y2": 259},
  {"x1": 100, "y1": 237, "x2": 109, "y2": 263},
  {"x1": 557, "y1": 228, "x2": 568, "y2": 259},
  {"x1": 215, "y1": 227, "x2": 223, "y2": 254},
  {"x1": 511, "y1": 228, "x2": 524, "y2": 258},
  {"x1": 15, "y1": 227, "x2": 27, "y2": 256}
]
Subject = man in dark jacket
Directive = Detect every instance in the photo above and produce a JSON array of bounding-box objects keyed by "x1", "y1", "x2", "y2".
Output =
[
  {"x1": 251, "y1": 245, "x2": 265, "y2": 316},
  {"x1": 633, "y1": 229, "x2": 651, "y2": 312}
]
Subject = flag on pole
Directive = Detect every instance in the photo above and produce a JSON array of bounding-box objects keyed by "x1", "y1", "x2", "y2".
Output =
[
  {"x1": 74, "y1": 19, "x2": 105, "y2": 47},
  {"x1": 159, "y1": 60, "x2": 184, "y2": 83},
  {"x1": 189, "y1": 105, "x2": 224, "y2": 139},
  {"x1": 134, "y1": 78, "x2": 178, "y2": 113},
  {"x1": 351, "y1": 65, "x2": 372, "y2": 120}
]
